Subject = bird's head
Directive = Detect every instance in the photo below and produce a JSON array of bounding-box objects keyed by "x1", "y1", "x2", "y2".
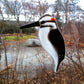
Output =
[{"x1": 20, "y1": 14, "x2": 57, "y2": 29}]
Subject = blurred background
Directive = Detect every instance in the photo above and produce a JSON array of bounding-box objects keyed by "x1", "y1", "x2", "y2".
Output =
[{"x1": 0, "y1": 0, "x2": 84, "y2": 84}]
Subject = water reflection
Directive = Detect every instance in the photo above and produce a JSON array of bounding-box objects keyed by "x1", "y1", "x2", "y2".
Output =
[
  {"x1": 0, "y1": 47, "x2": 3, "y2": 60},
  {"x1": 0, "y1": 44, "x2": 84, "y2": 79},
  {"x1": 0, "y1": 44, "x2": 53, "y2": 73}
]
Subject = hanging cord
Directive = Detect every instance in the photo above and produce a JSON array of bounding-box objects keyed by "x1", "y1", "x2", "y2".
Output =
[{"x1": 55, "y1": 16, "x2": 62, "y2": 33}]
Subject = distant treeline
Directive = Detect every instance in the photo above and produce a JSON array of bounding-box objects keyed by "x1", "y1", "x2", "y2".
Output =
[{"x1": 0, "y1": 21, "x2": 36, "y2": 34}]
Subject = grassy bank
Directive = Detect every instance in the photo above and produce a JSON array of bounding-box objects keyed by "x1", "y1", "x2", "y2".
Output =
[{"x1": 3, "y1": 35, "x2": 36, "y2": 41}]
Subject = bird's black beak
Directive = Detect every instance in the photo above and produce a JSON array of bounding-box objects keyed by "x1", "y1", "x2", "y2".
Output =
[{"x1": 20, "y1": 21, "x2": 40, "y2": 29}]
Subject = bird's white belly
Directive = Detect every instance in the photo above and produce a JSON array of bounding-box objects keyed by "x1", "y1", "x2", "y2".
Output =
[{"x1": 38, "y1": 28, "x2": 58, "y2": 72}]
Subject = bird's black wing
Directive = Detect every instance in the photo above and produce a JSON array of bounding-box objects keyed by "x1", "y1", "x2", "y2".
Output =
[{"x1": 48, "y1": 29, "x2": 65, "y2": 71}]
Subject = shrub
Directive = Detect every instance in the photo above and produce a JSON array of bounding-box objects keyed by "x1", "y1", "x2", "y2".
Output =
[{"x1": 0, "y1": 21, "x2": 36, "y2": 34}]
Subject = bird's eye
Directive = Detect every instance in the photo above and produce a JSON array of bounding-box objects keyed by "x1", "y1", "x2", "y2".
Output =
[{"x1": 50, "y1": 18, "x2": 56, "y2": 22}]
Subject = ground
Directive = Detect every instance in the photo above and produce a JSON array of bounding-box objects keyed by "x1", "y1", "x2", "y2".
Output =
[{"x1": 0, "y1": 35, "x2": 84, "y2": 84}]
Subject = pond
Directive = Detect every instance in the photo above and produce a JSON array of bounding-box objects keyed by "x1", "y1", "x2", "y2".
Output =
[
  {"x1": 0, "y1": 43, "x2": 84, "y2": 78},
  {"x1": 0, "y1": 43, "x2": 53, "y2": 78}
]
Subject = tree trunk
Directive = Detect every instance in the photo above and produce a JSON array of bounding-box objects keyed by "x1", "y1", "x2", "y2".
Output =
[{"x1": 19, "y1": 29, "x2": 23, "y2": 37}]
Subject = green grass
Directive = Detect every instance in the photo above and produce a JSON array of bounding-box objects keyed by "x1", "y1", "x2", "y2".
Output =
[{"x1": 3, "y1": 35, "x2": 36, "y2": 41}]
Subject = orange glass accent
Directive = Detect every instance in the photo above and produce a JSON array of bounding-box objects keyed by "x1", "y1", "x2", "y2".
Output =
[{"x1": 51, "y1": 18, "x2": 56, "y2": 22}]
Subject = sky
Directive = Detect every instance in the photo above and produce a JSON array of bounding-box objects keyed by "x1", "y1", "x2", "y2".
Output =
[
  {"x1": 77, "y1": 0, "x2": 84, "y2": 9},
  {"x1": 23, "y1": 0, "x2": 84, "y2": 9},
  {"x1": 9, "y1": 0, "x2": 84, "y2": 10}
]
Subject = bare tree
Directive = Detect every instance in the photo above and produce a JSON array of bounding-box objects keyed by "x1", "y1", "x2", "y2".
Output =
[
  {"x1": 0, "y1": 6, "x2": 5, "y2": 35},
  {"x1": 23, "y1": 0, "x2": 50, "y2": 22},
  {"x1": 1, "y1": 0, "x2": 23, "y2": 36},
  {"x1": 23, "y1": 0, "x2": 37, "y2": 22},
  {"x1": 54, "y1": 0, "x2": 81, "y2": 23},
  {"x1": 2, "y1": 0, "x2": 23, "y2": 24},
  {"x1": 35, "y1": 0, "x2": 49, "y2": 16}
]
